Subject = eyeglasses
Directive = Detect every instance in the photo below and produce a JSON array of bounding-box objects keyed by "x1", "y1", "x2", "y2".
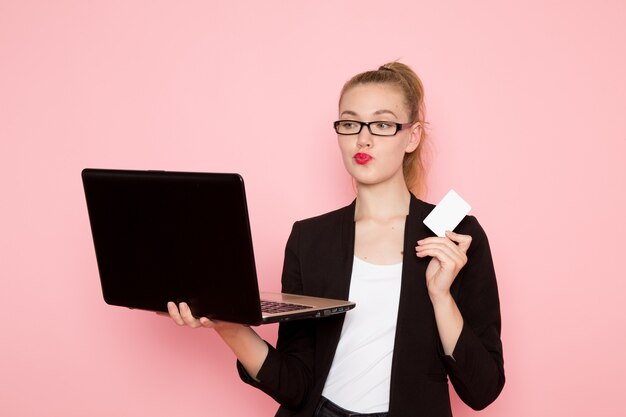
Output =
[{"x1": 333, "y1": 120, "x2": 414, "y2": 136}]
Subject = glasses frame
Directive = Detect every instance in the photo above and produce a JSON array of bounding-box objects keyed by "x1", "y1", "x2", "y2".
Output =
[{"x1": 333, "y1": 119, "x2": 415, "y2": 136}]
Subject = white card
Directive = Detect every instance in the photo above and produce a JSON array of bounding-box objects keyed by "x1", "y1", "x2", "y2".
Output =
[{"x1": 423, "y1": 189, "x2": 471, "y2": 237}]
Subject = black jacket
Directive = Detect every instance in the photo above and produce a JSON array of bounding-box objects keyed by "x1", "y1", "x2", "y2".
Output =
[{"x1": 239, "y1": 195, "x2": 505, "y2": 416}]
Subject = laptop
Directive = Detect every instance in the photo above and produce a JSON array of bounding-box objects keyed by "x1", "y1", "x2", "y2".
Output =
[{"x1": 82, "y1": 168, "x2": 355, "y2": 325}]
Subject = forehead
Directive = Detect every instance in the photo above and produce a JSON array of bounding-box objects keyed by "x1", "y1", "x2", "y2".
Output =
[{"x1": 339, "y1": 83, "x2": 408, "y2": 119}]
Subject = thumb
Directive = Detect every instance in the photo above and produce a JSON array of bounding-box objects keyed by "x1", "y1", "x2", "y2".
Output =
[{"x1": 445, "y1": 230, "x2": 472, "y2": 253}]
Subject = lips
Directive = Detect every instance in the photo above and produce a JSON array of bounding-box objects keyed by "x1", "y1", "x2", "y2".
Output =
[{"x1": 354, "y1": 153, "x2": 373, "y2": 165}]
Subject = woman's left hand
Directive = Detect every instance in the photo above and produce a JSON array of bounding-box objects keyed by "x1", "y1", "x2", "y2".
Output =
[{"x1": 415, "y1": 230, "x2": 472, "y2": 300}]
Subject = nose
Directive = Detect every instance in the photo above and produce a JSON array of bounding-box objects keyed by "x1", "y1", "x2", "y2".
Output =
[{"x1": 356, "y1": 127, "x2": 373, "y2": 148}]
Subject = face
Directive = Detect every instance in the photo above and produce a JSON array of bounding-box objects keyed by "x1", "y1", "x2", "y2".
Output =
[{"x1": 337, "y1": 83, "x2": 420, "y2": 188}]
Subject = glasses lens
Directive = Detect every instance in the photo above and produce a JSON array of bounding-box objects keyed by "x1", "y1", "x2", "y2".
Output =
[
  {"x1": 335, "y1": 120, "x2": 361, "y2": 135},
  {"x1": 369, "y1": 122, "x2": 398, "y2": 136}
]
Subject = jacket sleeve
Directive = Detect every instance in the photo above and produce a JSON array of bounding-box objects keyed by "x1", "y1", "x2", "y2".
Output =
[
  {"x1": 237, "y1": 221, "x2": 316, "y2": 409},
  {"x1": 443, "y1": 216, "x2": 505, "y2": 410}
]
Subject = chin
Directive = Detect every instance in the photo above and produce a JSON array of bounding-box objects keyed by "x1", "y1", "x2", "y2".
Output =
[
  {"x1": 352, "y1": 170, "x2": 404, "y2": 188},
  {"x1": 352, "y1": 174, "x2": 386, "y2": 187}
]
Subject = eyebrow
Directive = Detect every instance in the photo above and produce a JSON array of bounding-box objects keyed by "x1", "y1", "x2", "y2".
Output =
[{"x1": 340, "y1": 109, "x2": 399, "y2": 118}]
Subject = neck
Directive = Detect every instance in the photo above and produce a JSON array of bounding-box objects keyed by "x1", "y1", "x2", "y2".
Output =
[{"x1": 354, "y1": 178, "x2": 412, "y2": 221}]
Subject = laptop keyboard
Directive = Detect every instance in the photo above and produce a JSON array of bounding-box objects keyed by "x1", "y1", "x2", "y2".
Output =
[{"x1": 260, "y1": 300, "x2": 313, "y2": 314}]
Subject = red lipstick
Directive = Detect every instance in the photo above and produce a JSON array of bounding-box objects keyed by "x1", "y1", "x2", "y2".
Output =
[{"x1": 354, "y1": 153, "x2": 372, "y2": 165}]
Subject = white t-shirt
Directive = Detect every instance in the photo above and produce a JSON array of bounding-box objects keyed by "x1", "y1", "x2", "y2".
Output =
[{"x1": 321, "y1": 256, "x2": 403, "y2": 413}]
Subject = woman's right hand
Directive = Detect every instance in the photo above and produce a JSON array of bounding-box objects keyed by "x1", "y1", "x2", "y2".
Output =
[{"x1": 166, "y1": 301, "x2": 240, "y2": 332}]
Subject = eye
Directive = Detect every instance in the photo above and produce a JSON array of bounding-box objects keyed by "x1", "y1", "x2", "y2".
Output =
[
  {"x1": 340, "y1": 121, "x2": 358, "y2": 129},
  {"x1": 374, "y1": 122, "x2": 394, "y2": 130}
]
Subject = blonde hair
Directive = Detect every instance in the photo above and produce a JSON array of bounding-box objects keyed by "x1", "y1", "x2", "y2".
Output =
[{"x1": 339, "y1": 61, "x2": 429, "y2": 197}]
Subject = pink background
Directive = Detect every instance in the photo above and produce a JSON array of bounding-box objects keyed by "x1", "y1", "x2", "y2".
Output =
[{"x1": 1, "y1": 1, "x2": 625, "y2": 416}]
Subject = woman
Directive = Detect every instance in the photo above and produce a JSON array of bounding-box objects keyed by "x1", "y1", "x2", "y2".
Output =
[{"x1": 168, "y1": 62, "x2": 505, "y2": 417}]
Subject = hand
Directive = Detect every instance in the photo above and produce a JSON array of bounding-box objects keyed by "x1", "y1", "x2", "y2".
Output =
[
  {"x1": 415, "y1": 230, "x2": 472, "y2": 301},
  {"x1": 166, "y1": 301, "x2": 242, "y2": 333}
]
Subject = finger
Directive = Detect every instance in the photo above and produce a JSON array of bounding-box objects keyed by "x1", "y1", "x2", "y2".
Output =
[
  {"x1": 198, "y1": 317, "x2": 214, "y2": 328},
  {"x1": 417, "y1": 238, "x2": 466, "y2": 260},
  {"x1": 416, "y1": 236, "x2": 444, "y2": 246},
  {"x1": 179, "y1": 302, "x2": 202, "y2": 328},
  {"x1": 444, "y1": 231, "x2": 472, "y2": 252},
  {"x1": 167, "y1": 301, "x2": 185, "y2": 326},
  {"x1": 416, "y1": 235, "x2": 462, "y2": 250},
  {"x1": 416, "y1": 242, "x2": 466, "y2": 268},
  {"x1": 416, "y1": 246, "x2": 464, "y2": 268}
]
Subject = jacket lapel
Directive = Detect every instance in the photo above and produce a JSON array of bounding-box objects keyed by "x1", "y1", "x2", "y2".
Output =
[
  {"x1": 338, "y1": 199, "x2": 356, "y2": 298},
  {"x1": 388, "y1": 195, "x2": 438, "y2": 413}
]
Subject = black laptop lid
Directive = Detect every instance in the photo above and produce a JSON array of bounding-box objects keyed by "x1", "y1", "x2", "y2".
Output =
[{"x1": 82, "y1": 169, "x2": 264, "y2": 324}]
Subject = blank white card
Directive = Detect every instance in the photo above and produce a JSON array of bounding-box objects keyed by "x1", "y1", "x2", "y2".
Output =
[{"x1": 423, "y1": 189, "x2": 471, "y2": 237}]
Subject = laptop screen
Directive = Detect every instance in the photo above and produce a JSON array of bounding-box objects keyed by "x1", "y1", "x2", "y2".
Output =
[{"x1": 82, "y1": 169, "x2": 263, "y2": 323}]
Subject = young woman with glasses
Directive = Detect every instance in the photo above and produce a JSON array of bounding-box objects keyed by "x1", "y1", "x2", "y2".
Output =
[{"x1": 168, "y1": 62, "x2": 505, "y2": 417}]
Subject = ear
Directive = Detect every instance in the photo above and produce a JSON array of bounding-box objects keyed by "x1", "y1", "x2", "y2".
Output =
[{"x1": 404, "y1": 123, "x2": 421, "y2": 153}]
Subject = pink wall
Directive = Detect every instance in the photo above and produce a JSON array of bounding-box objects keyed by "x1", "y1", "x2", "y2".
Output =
[{"x1": 1, "y1": 1, "x2": 625, "y2": 416}]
